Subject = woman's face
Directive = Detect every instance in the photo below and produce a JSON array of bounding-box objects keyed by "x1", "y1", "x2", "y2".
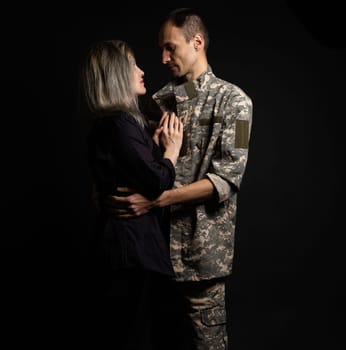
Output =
[{"x1": 130, "y1": 56, "x2": 146, "y2": 96}]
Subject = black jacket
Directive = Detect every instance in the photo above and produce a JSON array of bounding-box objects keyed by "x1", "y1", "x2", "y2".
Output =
[{"x1": 88, "y1": 111, "x2": 175, "y2": 276}]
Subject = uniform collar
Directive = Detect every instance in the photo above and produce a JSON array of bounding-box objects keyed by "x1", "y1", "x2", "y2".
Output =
[{"x1": 154, "y1": 65, "x2": 215, "y2": 104}]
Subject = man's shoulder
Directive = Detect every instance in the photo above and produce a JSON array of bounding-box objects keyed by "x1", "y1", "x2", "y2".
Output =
[{"x1": 210, "y1": 76, "x2": 251, "y2": 100}]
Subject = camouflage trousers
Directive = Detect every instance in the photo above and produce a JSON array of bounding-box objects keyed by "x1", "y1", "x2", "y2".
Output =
[{"x1": 177, "y1": 277, "x2": 228, "y2": 350}]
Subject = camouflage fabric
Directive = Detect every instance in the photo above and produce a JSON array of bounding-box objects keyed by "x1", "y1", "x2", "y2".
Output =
[
  {"x1": 152, "y1": 65, "x2": 253, "y2": 281},
  {"x1": 179, "y1": 278, "x2": 228, "y2": 349}
]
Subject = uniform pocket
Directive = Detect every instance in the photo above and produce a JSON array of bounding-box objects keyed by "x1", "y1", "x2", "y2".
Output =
[{"x1": 200, "y1": 305, "x2": 226, "y2": 326}]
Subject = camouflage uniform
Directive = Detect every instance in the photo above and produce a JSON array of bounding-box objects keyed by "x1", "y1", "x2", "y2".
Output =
[{"x1": 152, "y1": 65, "x2": 252, "y2": 349}]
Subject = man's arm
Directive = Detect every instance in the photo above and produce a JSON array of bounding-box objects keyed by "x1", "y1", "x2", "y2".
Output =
[
  {"x1": 104, "y1": 179, "x2": 216, "y2": 218},
  {"x1": 154, "y1": 178, "x2": 216, "y2": 208}
]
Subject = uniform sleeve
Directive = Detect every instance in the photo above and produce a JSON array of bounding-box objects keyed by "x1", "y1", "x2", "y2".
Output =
[
  {"x1": 206, "y1": 90, "x2": 253, "y2": 202},
  {"x1": 112, "y1": 115, "x2": 176, "y2": 200}
]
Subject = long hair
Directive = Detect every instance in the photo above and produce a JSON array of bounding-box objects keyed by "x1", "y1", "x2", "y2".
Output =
[
  {"x1": 82, "y1": 39, "x2": 146, "y2": 128},
  {"x1": 164, "y1": 8, "x2": 209, "y2": 51}
]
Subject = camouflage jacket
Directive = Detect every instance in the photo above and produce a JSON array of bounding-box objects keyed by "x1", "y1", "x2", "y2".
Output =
[{"x1": 152, "y1": 65, "x2": 253, "y2": 281}]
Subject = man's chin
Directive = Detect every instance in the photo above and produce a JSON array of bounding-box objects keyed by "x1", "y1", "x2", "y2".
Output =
[{"x1": 169, "y1": 66, "x2": 179, "y2": 76}]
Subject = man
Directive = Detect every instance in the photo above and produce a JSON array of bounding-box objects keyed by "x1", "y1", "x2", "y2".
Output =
[{"x1": 105, "y1": 8, "x2": 253, "y2": 349}]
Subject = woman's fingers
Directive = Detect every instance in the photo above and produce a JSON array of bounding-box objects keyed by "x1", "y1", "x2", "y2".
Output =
[{"x1": 159, "y1": 112, "x2": 169, "y2": 127}]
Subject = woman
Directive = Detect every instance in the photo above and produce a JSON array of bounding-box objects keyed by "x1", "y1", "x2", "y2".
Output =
[{"x1": 81, "y1": 39, "x2": 183, "y2": 347}]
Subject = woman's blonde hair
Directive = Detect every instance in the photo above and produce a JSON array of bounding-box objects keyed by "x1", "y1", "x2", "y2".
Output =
[{"x1": 82, "y1": 39, "x2": 146, "y2": 127}]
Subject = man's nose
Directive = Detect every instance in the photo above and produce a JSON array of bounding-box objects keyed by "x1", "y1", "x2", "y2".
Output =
[{"x1": 162, "y1": 50, "x2": 171, "y2": 64}]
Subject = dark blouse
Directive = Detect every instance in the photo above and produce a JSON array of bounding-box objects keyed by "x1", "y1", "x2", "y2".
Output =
[{"x1": 88, "y1": 111, "x2": 175, "y2": 276}]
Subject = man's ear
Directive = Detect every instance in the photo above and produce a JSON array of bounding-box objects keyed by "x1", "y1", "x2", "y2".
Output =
[{"x1": 193, "y1": 33, "x2": 204, "y2": 51}]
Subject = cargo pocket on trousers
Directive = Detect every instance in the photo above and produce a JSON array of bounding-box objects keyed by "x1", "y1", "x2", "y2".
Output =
[{"x1": 200, "y1": 306, "x2": 226, "y2": 326}]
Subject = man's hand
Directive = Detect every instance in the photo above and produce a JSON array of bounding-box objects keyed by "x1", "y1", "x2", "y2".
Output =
[{"x1": 103, "y1": 187, "x2": 154, "y2": 218}]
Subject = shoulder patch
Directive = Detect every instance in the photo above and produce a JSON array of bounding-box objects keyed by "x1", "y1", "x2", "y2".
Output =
[{"x1": 235, "y1": 120, "x2": 249, "y2": 148}]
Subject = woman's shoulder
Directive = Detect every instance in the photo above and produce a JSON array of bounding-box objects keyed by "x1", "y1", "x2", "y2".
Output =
[
  {"x1": 91, "y1": 111, "x2": 146, "y2": 142},
  {"x1": 91, "y1": 111, "x2": 135, "y2": 128},
  {"x1": 109, "y1": 111, "x2": 138, "y2": 126}
]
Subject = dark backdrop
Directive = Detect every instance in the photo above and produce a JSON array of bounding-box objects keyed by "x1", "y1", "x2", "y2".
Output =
[{"x1": 5, "y1": 1, "x2": 344, "y2": 349}]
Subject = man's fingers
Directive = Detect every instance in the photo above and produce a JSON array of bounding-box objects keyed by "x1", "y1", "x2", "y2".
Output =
[
  {"x1": 105, "y1": 207, "x2": 131, "y2": 215},
  {"x1": 116, "y1": 187, "x2": 134, "y2": 193},
  {"x1": 105, "y1": 207, "x2": 149, "y2": 217},
  {"x1": 104, "y1": 195, "x2": 130, "y2": 208}
]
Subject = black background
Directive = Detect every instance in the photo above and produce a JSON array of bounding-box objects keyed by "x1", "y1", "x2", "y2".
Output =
[{"x1": 5, "y1": 1, "x2": 345, "y2": 349}]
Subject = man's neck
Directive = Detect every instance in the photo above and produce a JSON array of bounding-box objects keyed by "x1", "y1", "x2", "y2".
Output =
[{"x1": 186, "y1": 56, "x2": 208, "y2": 81}]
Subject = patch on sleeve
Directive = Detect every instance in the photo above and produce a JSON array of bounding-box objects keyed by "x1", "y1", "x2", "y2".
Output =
[{"x1": 235, "y1": 120, "x2": 249, "y2": 148}]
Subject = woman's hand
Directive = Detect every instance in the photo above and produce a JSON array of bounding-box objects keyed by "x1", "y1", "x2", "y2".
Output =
[
  {"x1": 152, "y1": 111, "x2": 171, "y2": 145},
  {"x1": 160, "y1": 112, "x2": 183, "y2": 165}
]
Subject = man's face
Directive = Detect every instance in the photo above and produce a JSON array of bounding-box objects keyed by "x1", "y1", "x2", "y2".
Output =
[{"x1": 158, "y1": 20, "x2": 198, "y2": 79}]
